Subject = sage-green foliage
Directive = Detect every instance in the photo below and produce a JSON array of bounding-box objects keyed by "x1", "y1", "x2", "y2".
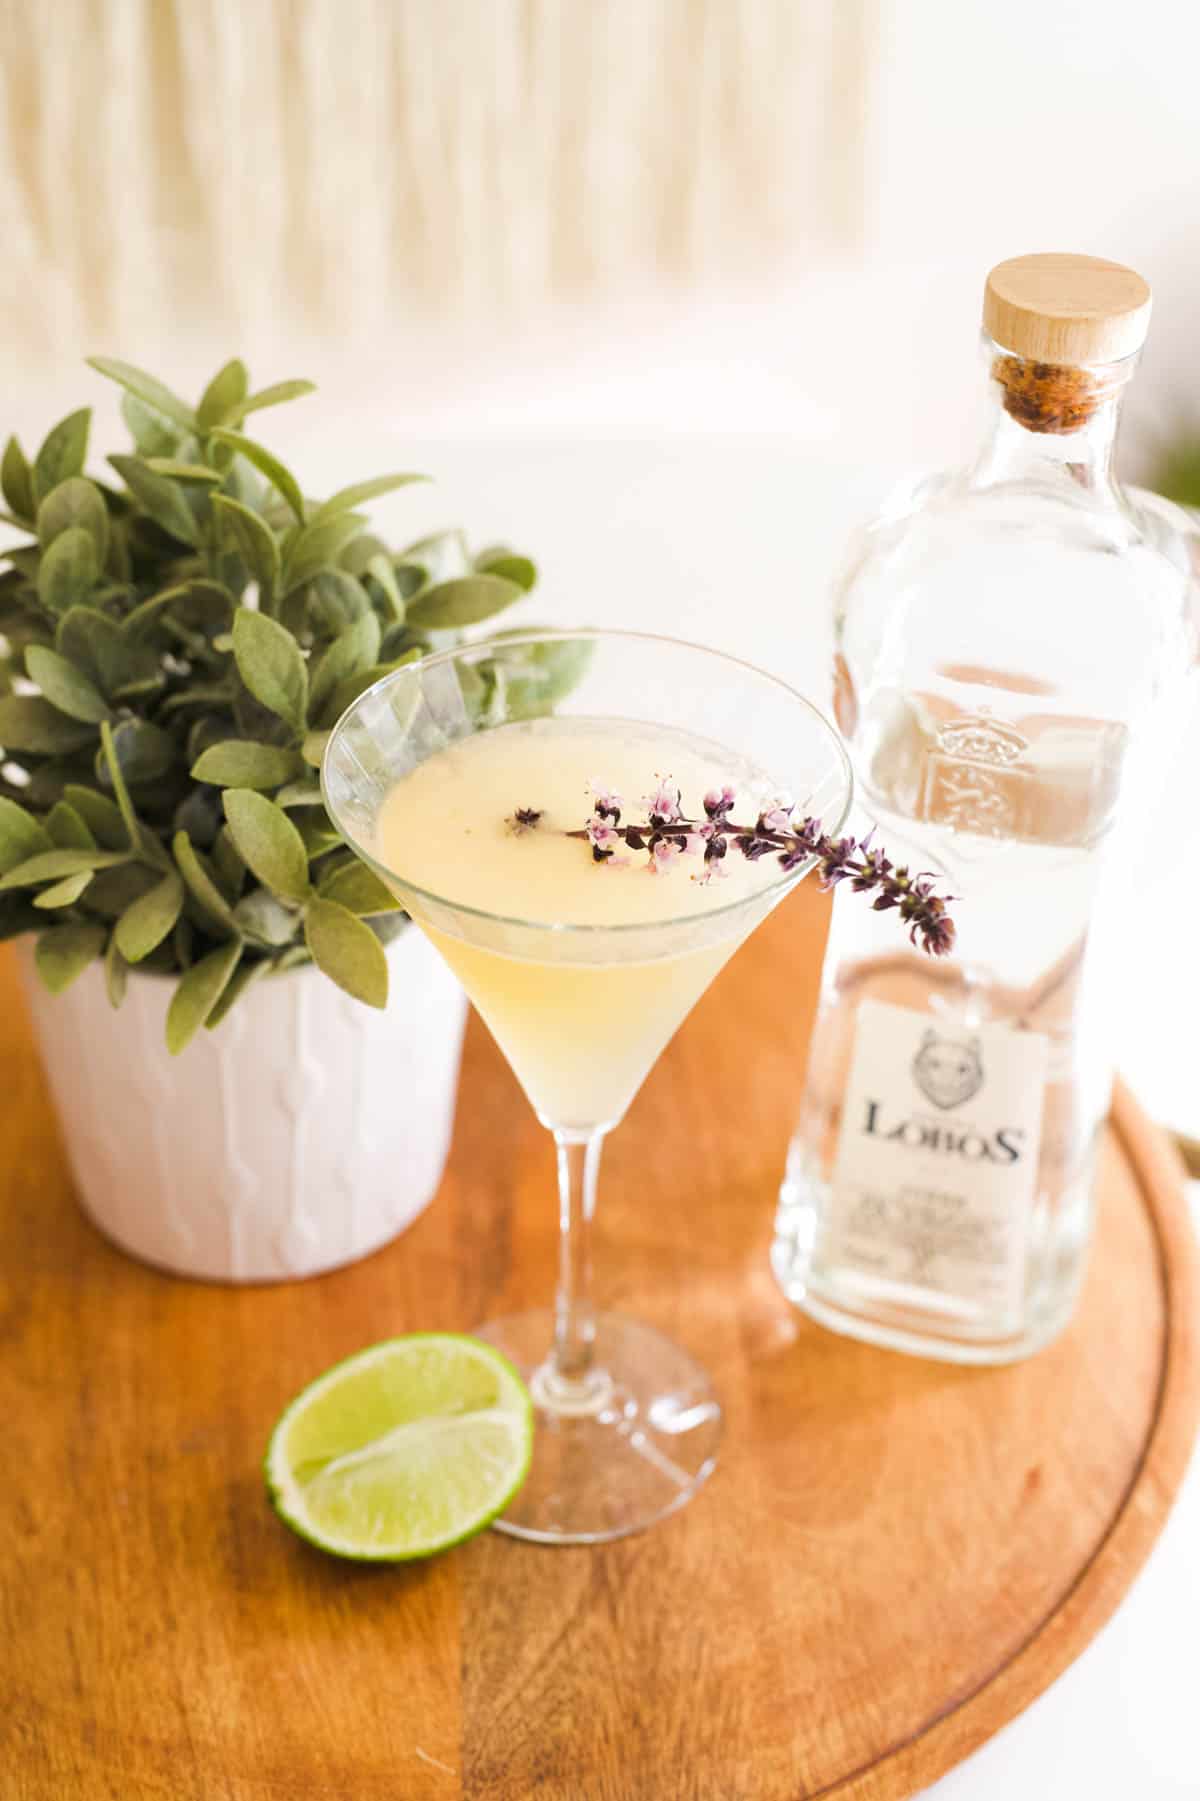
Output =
[
  {"x1": 0, "y1": 357, "x2": 542, "y2": 1049},
  {"x1": 1151, "y1": 434, "x2": 1200, "y2": 511}
]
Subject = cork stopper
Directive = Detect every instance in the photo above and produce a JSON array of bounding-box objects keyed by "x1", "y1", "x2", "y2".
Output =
[{"x1": 983, "y1": 253, "x2": 1151, "y2": 364}]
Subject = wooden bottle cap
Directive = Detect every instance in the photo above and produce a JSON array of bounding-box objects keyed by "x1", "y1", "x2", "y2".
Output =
[{"x1": 983, "y1": 253, "x2": 1151, "y2": 364}]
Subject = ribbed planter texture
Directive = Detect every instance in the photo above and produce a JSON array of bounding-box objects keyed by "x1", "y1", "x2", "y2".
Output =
[{"x1": 20, "y1": 925, "x2": 466, "y2": 1282}]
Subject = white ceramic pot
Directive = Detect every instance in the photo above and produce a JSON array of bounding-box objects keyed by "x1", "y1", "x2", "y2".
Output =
[{"x1": 20, "y1": 926, "x2": 467, "y2": 1283}]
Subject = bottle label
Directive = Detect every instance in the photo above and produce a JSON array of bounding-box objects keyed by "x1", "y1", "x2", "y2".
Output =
[{"x1": 823, "y1": 1000, "x2": 1048, "y2": 1317}]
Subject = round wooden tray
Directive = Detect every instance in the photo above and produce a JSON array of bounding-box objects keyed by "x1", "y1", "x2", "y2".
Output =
[{"x1": 2, "y1": 884, "x2": 1198, "y2": 1800}]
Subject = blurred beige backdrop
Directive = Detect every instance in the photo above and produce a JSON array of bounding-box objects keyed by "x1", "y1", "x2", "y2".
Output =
[
  {"x1": 0, "y1": 0, "x2": 1196, "y2": 464},
  {"x1": 1, "y1": 0, "x2": 864, "y2": 342}
]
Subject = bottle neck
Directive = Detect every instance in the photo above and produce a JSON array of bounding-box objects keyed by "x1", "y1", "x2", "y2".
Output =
[{"x1": 967, "y1": 339, "x2": 1135, "y2": 504}]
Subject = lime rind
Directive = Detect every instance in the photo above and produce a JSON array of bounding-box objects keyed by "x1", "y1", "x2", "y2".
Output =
[{"x1": 265, "y1": 1333, "x2": 534, "y2": 1561}]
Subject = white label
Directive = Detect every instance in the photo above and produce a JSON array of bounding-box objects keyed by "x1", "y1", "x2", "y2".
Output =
[{"x1": 823, "y1": 1000, "x2": 1048, "y2": 1319}]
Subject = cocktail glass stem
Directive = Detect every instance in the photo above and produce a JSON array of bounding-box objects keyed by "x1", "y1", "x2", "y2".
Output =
[
  {"x1": 321, "y1": 628, "x2": 854, "y2": 1543},
  {"x1": 532, "y1": 1128, "x2": 614, "y2": 1415}
]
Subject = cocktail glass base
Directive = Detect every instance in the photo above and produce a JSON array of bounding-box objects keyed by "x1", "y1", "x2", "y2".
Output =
[{"x1": 475, "y1": 1309, "x2": 722, "y2": 1544}]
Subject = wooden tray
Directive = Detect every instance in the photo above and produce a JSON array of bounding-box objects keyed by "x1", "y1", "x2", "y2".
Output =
[{"x1": 2, "y1": 884, "x2": 1198, "y2": 1801}]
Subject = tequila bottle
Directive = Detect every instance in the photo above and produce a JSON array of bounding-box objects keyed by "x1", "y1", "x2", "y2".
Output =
[{"x1": 774, "y1": 254, "x2": 1199, "y2": 1363}]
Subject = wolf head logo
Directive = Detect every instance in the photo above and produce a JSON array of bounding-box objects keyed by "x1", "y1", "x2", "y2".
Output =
[{"x1": 912, "y1": 1029, "x2": 983, "y2": 1111}]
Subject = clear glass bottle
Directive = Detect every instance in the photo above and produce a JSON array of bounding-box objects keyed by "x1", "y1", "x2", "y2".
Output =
[{"x1": 773, "y1": 254, "x2": 1199, "y2": 1363}]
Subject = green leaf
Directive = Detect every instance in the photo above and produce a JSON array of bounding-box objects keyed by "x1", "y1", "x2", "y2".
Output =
[
  {"x1": 0, "y1": 846, "x2": 128, "y2": 891},
  {"x1": 304, "y1": 895, "x2": 388, "y2": 1007},
  {"x1": 282, "y1": 515, "x2": 365, "y2": 594},
  {"x1": 45, "y1": 800, "x2": 96, "y2": 850},
  {"x1": 172, "y1": 830, "x2": 236, "y2": 931},
  {"x1": 120, "y1": 392, "x2": 181, "y2": 459},
  {"x1": 190, "y1": 740, "x2": 304, "y2": 790},
  {"x1": 307, "y1": 569, "x2": 371, "y2": 632},
  {"x1": 97, "y1": 719, "x2": 139, "y2": 844},
  {"x1": 100, "y1": 718, "x2": 177, "y2": 788},
  {"x1": 160, "y1": 681, "x2": 237, "y2": 719},
  {"x1": 1, "y1": 436, "x2": 34, "y2": 521},
  {"x1": 311, "y1": 472, "x2": 425, "y2": 525},
  {"x1": 169, "y1": 579, "x2": 236, "y2": 637},
  {"x1": 318, "y1": 859, "x2": 400, "y2": 916},
  {"x1": 211, "y1": 495, "x2": 280, "y2": 602},
  {"x1": 119, "y1": 585, "x2": 188, "y2": 639},
  {"x1": 37, "y1": 527, "x2": 100, "y2": 613},
  {"x1": 301, "y1": 730, "x2": 329, "y2": 769},
  {"x1": 114, "y1": 867, "x2": 184, "y2": 962},
  {"x1": 0, "y1": 695, "x2": 97, "y2": 755},
  {"x1": 203, "y1": 956, "x2": 269, "y2": 1030},
  {"x1": 104, "y1": 934, "x2": 128, "y2": 1007},
  {"x1": 364, "y1": 553, "x2": 404, "y2": 623},
  {"x1": 211, "y1": 827, "x2": 246, "y2": 897},
  {"x1": 108, "y1": 454, "x2": 200, "y2": 546},
  {"x1": 62, "y1": 784, "x2": 127, "y2": 849},
  {"x1": 325, "y1": 649, "x2": 422, "y2": 722},
  {"x1": 399, "y1": 529, "x2": 469, "y2": 584},
  {"x1": 145, "y1": 459, "x2": 223, "y2": 485},
  {"x1": 232, "y1": 607, "x2": 307, "y2": 733},
  {"x1": 58, "y1": 607, "x2": 126, "y2": 693},
  {"x1": 389, "y1": 564, "x2": 431, "y2": 605},
  {"x1": 222, "y1": 789, "x2": 310, "y2": 902},
  {"x1": 34, "y1": 921, "x2": 107, "y2": 993},
  {"x1": 81, "y1": 861, "x2": 158, "y2": 919},
  {"x1": 268, "y1": 947, "x2": 307, "y2": 975},
  {"x1": 475, "y1": 549, "x2": 537, "y2": 592},
  {"x1": 33, "y1": 869, "x2": 93, "y2": 908},
  {"x1": 0, "y1": 797, "x2": 53, "y2": 874},
  {"x1": 215, "y1": 379, "x2": 316, "y2": 430},
  {"x1": 210, "y1": 429, "x2": 305, "y2": 524},
  {"x1": 406, "y1": 575, "x2": 524, "y2": 630},
  {"x1": 295, "y1": 813, "x2": 342, "y2": 859},
  {"x1": 87, "y1": 357, "x2": 196, "y2": 431},
  {"x1": 135, "y1": 823, "x2": 172, "y2": 872},
  {"x1": 25, "y1": 645, "x2": 112, "y2": 724},
  {"x1": 36, "y1": 476, "x2": 109, "y2": 563},
  {"x1": 275, "y1": 779, "x2": 325, "y2": 808},
  {"x1": 33, "y1": 409, "x2": 91, "y2": 504},
  {"x1": 308, "y1": 612, "x2": 381, "y2": 723},
  {"x1": 2, "y1": 546, "x2": 41, "y2": 584},
  {"x1": 233, "y1": 888, "x2": 302, "y2": 946},
  {"x1": 166, "y1": 938, "x2": 243, "y2": 1054},
  {"x1": 487, "y1": 632, "x2": 595, "y2": 716},
  {"x1": 195, "y1": 358, "x2": 248, "y2": 432},
  {"x1": 340, "y1": 533, "x2": 390, "y2": 578}
]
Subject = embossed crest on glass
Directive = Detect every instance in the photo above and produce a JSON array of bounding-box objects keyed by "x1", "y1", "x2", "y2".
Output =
[
  {"x1": 323, "y1": 630, "x2": 852, "y2": 1542},
  {"x1": 774, "y1": 255, "x2": 1200, "y2": 1363}
]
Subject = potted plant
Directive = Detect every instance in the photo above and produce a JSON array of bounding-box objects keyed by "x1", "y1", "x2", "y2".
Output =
[{"x1": 0, "y1": 357, "x2": 541, "y2": 1281}]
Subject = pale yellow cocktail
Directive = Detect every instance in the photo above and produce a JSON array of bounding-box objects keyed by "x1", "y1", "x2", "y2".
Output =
[
  {"x1": 322, "y1": 630, "x2": 853, "y2": 1544},
  {"x1": 374, "y1": 717, "x2": 779, "y2": 1130}
]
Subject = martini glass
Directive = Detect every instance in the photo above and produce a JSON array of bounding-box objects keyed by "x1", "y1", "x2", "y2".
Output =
[{"x1": 323, "y1": 630, "x2": 852, "y2": 1543}]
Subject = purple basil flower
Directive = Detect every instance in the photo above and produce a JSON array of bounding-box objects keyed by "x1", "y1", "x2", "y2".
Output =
[
  {"x1": 703, "y1": 784, "x2": 737, "y2": 820},
  {"x1": 758, "y1": 797, "x2": 795, "y2": 834},
  {"x1": 589, "y1": 781, "x2": 622, "y2": 824},
  {"x1": 586, "y1": 816, "x2": 623, "y2": 861},
  {"x1": 522, "y1": 774, "x2": 956, "y2": 954},
  {"x1": 778, "y1": 844, "x2": 811, "y2": 873},
  {"x1": 646, "y1": 779, "x2": 683, "y2": 826}
]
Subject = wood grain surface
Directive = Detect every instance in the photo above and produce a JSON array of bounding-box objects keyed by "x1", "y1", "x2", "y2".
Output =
[{"x1": 2, "y1": 884, "x2": 1197, "y2": 1801}]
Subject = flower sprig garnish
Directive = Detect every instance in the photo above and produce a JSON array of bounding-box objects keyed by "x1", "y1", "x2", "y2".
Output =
[{"x1": 508, "y1": 780, "x2": 956, "y2": 956}]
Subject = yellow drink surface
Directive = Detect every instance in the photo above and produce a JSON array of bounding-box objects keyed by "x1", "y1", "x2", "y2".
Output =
[{"x1": 375, "y1": 717, "x2": 781, "y2": 1129}]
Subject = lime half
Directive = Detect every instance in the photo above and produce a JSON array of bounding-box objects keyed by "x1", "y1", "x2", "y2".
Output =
[{"x1": 265, "y1": 1334, "x2": 534, "y2": 1560}]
